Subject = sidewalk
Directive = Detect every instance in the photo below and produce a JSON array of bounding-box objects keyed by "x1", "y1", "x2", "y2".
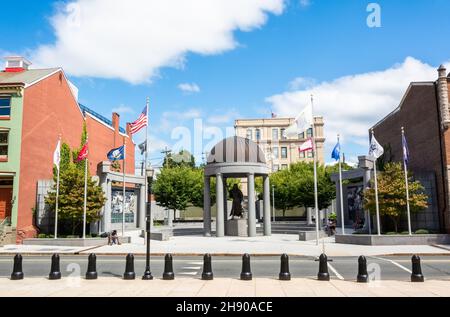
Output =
[
  {"x1": 1, "y1": 277, "x2": 449, "y2": 297},
  {"x1": 1, "y1": 234, "x2": 449, "y2": 257}
]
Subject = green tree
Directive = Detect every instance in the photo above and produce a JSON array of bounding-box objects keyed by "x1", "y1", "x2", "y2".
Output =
[
  {"x1": 364, "y1": 162, "x2": 428, "y2": 232},
  {"x1": 163, "y1": 150, "x2": 196, "y2": 168},
  {"x1": 46, "y1": 141, "x2": 106, "y2": 236},
  {"x1": 270, "y1": 169, "x2": 297, "y2": 216},
  {"x1": 153, "y1": 166, "x2": 199, "y2": 220}
]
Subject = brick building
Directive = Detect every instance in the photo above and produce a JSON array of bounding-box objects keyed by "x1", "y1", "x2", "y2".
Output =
[
  {"x1": 0, "y1": 56, "x2": 135, "y2": 242},
  {"x1": 371, "y1": 65, "x2": 450, "y2": 233}
]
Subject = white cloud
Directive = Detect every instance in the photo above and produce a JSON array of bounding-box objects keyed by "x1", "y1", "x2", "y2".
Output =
[
  {"x1": 178, "y1": 83, "x2": 201, "y2": 94},
  {"x1": 288, "y1": 77, "x2": 316, "y2": 90},
  {"x1": 207, "y1": 110, "x2": 240, "y2": 124},
  {"x1": 31, "y1": 0, "x2": 285, "y2": 84},
  {"x1": 112, "y1": 105, "x2": 135, "y2": 114},
  {"x1": 267, "y1": 57, "x2": 449, "y2": 159}
]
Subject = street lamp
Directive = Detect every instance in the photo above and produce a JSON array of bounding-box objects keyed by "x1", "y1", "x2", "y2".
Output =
[{"x1": 142, "y1": 167, "x2": 155, "y2": 280}]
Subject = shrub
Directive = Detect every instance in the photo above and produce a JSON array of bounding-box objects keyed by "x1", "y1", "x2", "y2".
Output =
[
  {"x1": 385, "y1": 232, "x2": 398, "y2": 235},
  {"x1": 38, "y1": 233, "x2": 47, "y2": 239},
  {"x1": 415, "y1": 229, "x2": 429, "y2": 235}
]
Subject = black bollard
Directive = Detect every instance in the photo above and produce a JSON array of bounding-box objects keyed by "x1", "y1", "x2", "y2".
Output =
[
  {"x1": 240, "y1": 253, "x2": 252, "y2": 281},
  {"x1": 163, "y1": 254, "x2": 175, "y2": 280},
  {"x1": 357, "y1": 256, "x2": 369, "y2": 283},
  {"x1": 411, "y1": 255, "x2": 425, "y2": 282},
  {"x1": 11, "y1": 254, "x2": 24, "y2": 280},
  {"x1": 201, "y1": 254, "x2": 214, "y2": 281},
  {"x1": 317, "y1": 253, "x2": 330, "y2": 281},
  {"x1": 85, "y1": 254, "x2": 98, "y2": 280},
  {"x1": 123, "y1": 254, "x2": 136, "y2": 280},
  {"x1": 279, "y1": 254, "x2": 291, "y2": 281},
  {"x1": 49, "y1": 254, "x2": 62, "y2": 280}
]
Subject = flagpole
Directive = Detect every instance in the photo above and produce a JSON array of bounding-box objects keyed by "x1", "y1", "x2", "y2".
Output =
[
  {"x1": 338, "y1": 134, "x2": 345, "y2": 235},
  {"x1": 82, "y1": 134, "x2": 88, "y2": 240},
  {"x1": 311, "y1": 95, "x2": 320, "y2": 246},
  {"x1": 122, "y1": 138, "x2": 127, "y2": 237},
  {"x1": 371, "y1": 130, "x2": 382, "y2": 236},
  {"x1": 402, "y1": 127, "x2": 412, "y2": 236},
  {"x1": 55, "y1": 135, "x2": 61, "y2": 239},
  {"x1": 145, "y1": 97, "x2": 149, "y2": 244}
]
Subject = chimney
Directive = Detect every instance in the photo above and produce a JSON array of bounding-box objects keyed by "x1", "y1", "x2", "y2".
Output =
[
  {"x1": 112, "y1": 113, "x2": 120, "y2": 132},
  {"x1": 438, "y1": 65, "x2": 450, "y2": 128},
  {"x1": 3, "y1": 56, "x2": 31, "y2": 73}
]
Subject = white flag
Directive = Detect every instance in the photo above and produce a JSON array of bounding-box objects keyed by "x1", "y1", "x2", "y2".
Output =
[
  {"x1": 53, "y1": 139, "x2": 61, "y2": 170},
  {"x1": 369, "y1": 135, "x2": 384, "y2": 159},
  {"x1": 285, "y1": 104, "x2": 314, "y2": 138}
]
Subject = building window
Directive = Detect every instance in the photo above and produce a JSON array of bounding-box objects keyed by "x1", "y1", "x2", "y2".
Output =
[
  {"x1": 246, "y1": 129, "x2": 253, "y2": 140},
  {"x1": 307, "y1": 150, "x2": 313, "y2": 158},
  {"x1": 0, "y1": 98, "x2": 11, "y2": 118},
  {"x1": 272, "y1": 128, "x2": 279, "y2": 141},
  {"x1": 255, "y1": 129, "x2": 261, "y2": 141},
  {"x1": 273, "y1": 164, "x2": 280, "y2": 172},
  {"x1": 281, "y1": 164, "x2": 288, "y2": 170},
  {"x1": 273, "y1": 147, "x2": 279, "y2": 159},
  {"x1": 307, "y1": 128, "x2": 313, "y2": 138},
  {"x1": 0, "y1": 131, "x2": 8, "y2": 160},
  {"x1": 299, "y1": 132, "x2": 305, "y2": 139},
  {"x1": 280, "y1": 128, "x2": 286, "y2": 140},
  {"x1": 299, "y1": 151, "x2": 305, "y2": 159},
  {"x1": 281, "y1": 147, "x2": 288, "y2": 159}
]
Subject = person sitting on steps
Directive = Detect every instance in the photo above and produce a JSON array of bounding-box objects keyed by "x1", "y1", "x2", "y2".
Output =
[{"x1": 108, "y1": 230, "x2": 121, "y2": 246}]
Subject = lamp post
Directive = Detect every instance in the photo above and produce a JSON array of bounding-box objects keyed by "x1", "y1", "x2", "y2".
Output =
[{"x1": 142, "y1": 167, "x2": 154, "y2": 280}]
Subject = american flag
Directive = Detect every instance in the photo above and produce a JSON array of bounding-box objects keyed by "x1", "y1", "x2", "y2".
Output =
[{"x1": 130, "y1": 106, "x2": 148, "y2": 135}]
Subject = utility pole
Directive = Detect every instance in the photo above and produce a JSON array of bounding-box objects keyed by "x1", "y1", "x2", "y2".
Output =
[{"x1": 161, "y1": 147, "x2": 172, "y2": 168}]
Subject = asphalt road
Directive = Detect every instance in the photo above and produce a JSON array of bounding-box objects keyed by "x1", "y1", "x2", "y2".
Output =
[{"x1": 0, "y1": 255, "x2": 449, "y2": 281}]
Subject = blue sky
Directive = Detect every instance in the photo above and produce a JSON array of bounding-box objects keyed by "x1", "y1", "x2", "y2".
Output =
[{"x1": 2, "y1": 0, "x2": 450, "y2": 168}]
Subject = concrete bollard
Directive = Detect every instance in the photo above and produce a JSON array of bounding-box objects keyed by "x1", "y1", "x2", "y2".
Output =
[
  {"x1": 163, "y1": 254, "x2": 175, "y2": 280},
  {"x1": 357, "y1": 256, "x2": 369, "y2": 283},
  {"x1": 411, "y1": 255, "x2": 425, "y2": 282},
  {"x1": 85, "y1": 254, "x2": 98, "y2": 280},
  {"x1": 240, "y1": 253, "x2": 252, "y2": 281},
  {"x1": 11, "y1": 254, "x2": 24, "y2": 280},
  {"x1": 123, "y1": 254, "x2": 136, "y2": 280},
  {"x1": 317, "y1": 253, "x2": 330, "y2": 281},
  {"x1": 49, "y1": 254, "x2": 62, "y2": 280},
  {"x1": 279, "y1": 254, "x2": 291, "y2": 281},
  {"x1": 201, "y1": 254, "x2": 214, "y2": 281}
]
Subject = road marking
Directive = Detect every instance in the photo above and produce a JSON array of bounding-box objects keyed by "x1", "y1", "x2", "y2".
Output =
[
  {"x1": 187, "y1": 262, "x2": 203, "y2": 265},
  {"x1": 370, "y1": 256, "x2": 412, "y2": 274},
  {"x1": 182, "y1": 266, "x2": 201, "y2": 270},
  {"x1": 327, "y1": 263, "x2": 344, "y2": 280},
  {"x1": 179, "y1": 272, "x2": 198, "y2": 276}
]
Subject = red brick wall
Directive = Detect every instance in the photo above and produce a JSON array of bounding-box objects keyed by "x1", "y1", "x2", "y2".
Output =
[
  {"x1": 18, "y1": 71, "x2": 135, "y2": 240},
  {"x1": 372, "y1": 83, "x2": 447, "y2": 231},
  {"x1": 18, "y1": 71, "x2": 84, "y2": 239}
]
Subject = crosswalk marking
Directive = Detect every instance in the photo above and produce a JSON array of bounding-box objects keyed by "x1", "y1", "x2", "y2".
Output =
[
  {"x1": 328, "y1": 263, "x2": 344, "y2": 280},
  {"x1": 370, "y1": 256, "x2": 412, "y2": 274}
]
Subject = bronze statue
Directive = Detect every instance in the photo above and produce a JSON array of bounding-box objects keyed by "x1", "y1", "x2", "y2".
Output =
[{"x1": 229, "y1": 184, "x2": 244, "y2": 219}]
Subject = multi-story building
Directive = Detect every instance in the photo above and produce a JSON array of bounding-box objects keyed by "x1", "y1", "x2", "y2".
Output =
[
  {"x1": 0, "y1": 56, "x2": 137, "y2": 242},
  {"x1": 235, "y1": 116, "x2": 325, "y2": 172},
  {"x1": 371, "y1": 65, "x2": 450, "y2": 233}
]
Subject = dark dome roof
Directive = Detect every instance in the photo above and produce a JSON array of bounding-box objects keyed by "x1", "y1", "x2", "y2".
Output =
[{"x1": 207, "y1": 136, "x2": 266, "y2": 165}]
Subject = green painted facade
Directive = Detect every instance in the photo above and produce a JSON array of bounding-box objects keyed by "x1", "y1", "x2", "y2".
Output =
[{"x1": 0, "y1": 90, "x2": 24, "y2": 228}]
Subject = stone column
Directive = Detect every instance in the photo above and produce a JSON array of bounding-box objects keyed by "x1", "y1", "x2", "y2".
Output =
[
  {"x1": 216, "y1": 173, "x2": 225, "y2": 237},
  {"x1": 223, "y1": 177, "x2": 228, "y2": 235},
  {"x1": 247, "y1": 173, "x2": 256, "y2": 237},
  {"x1": 263, "y1": 176, "x2": 272, "y2": 236},
  {"x1": 203, "y1": 176, "x2": 212, "y2": 236},
  {"x1": 103, "y1": 179, "x2": 112, "y2": 233},
  {"x1": 307, "y1": 207, "x2": 313, "y2": 225},
  {"x1": 138, "y1": 184, "x2": 146, "y2": 230}
]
